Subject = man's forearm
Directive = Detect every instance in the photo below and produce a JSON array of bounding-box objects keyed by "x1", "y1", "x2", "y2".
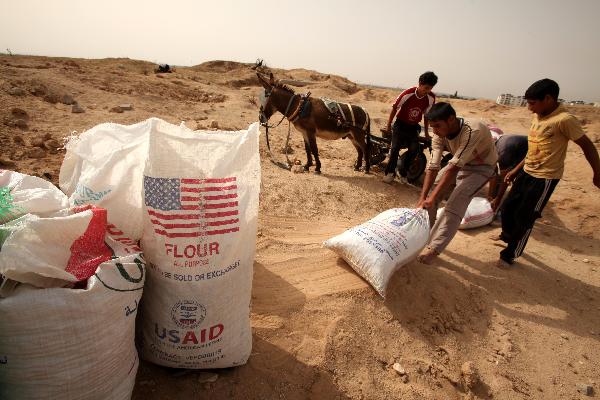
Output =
[
  {"x1": 429, "y1": 165, "x2": 459, "y2": 201},
  {"x1": 495, "y1": 181, "x2": 508, "y2": 202},
  {"x1": 506, "y1": 159, "x2": 526, "y2": 182},
  {"x1": 488, "y1": 175, "x2": 498, "y2": 199},
  {"x1": 387, "y1": 107, "x2": 397, "y2": 128},
  {"x1": 577, "y1": 135, "x2": 600, "y2": 176},
  {"x1": 420, "y1": 169, "x2": 438, "y2": 200}
]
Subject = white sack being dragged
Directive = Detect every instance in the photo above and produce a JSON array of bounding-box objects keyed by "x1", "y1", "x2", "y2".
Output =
[
  {"x1": 436, "y1": 197, "x2": 494, "y2": 230},
  {"x1": 0, "y1": 231, "x2": 146, "y2": 400},
  {"x1": 323, "y1": 208, "x2": 430, "y2": 297},
  {"x1": 138, "y1": 121, "x2": 260, "y2": 369},
  {"x1": 59, "y1": 119, "x2": 152, "y2": 240},
  {"x1": 0, "y1": 169, "x2": 68, "y2": 223}
]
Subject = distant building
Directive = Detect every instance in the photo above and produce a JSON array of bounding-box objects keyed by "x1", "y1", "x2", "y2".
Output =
[{"x1": 496, "y1": 94, "x2": 526, "y2": 107}]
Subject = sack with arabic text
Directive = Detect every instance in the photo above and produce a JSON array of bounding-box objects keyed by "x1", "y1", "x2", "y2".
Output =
[
  {"x1": 0, "y1": 224, "x2": 145, "y2": 400},
  {"x1": 324, "y1": 208, "x2": 429, "y2": 297}
]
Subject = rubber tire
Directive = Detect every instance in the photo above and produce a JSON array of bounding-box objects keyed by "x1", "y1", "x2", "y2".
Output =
[
  {"x1": 441, "y1": 153, "x2": 453, "y2": 170},
  {"x1": 398, "y1": 152, "x2": 427, "y2": 183}
]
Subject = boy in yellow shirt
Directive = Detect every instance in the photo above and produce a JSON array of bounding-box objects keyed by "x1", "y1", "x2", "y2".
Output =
[{"x1": 496, "y1": 79, "x2": 600, "y2": 267}]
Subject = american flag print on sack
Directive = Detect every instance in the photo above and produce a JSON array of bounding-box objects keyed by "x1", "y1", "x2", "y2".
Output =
[{"x1": 144, "y1": 176, "x2": 239, "y2": 238}]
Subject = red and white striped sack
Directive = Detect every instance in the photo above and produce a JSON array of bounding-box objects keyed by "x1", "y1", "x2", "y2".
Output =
[{"x1": 436, "y1": 197, "x2": 494, "y2": 230}]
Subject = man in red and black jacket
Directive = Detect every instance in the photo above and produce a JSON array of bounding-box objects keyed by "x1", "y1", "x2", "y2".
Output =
[{"x1": 383, "y1": 71, "x2": 437, "y2": 184}]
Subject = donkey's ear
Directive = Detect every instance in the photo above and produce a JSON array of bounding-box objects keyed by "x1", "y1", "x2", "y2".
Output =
[
  {"x1": 269, "y1": 72, "x2": 275, "y2": 85},
  {"x1": 256, "y1": 73, "x2": 271, "y2": 90}
]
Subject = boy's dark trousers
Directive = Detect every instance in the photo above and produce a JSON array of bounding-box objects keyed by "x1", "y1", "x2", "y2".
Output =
[
  {"x1": 385, "y1": 120, "x2": 420, "y2": 176},
  {"x1": 499, "y1": 171, "x2": 559, "y2": 263}
]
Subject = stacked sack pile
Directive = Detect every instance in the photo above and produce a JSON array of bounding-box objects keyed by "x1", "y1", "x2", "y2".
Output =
[
  {"x1": 0, "y1": 118, "x2": 261, "y2": 399},
  {"x1": 0, "y1": 171, "x2": 145, "y2": 399}
]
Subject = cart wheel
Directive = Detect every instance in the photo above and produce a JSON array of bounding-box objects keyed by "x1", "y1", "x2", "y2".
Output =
[
  {"x1": 368, "y1": 142, "x2": 388, "y2": 165},
  {"x1": 398, "y1": 152, "x2": 427, "y2": 184},
  {"x1": 441, "y1": 153, "x2": 453, "y2": 169}
]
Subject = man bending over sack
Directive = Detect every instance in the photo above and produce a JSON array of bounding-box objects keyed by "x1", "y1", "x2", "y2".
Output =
[
  {"x1": 415, "y1": 102, "x2": 497, "y2": 264},
  {"x1": 487, "y1": 130, "x2": 528, "y2": 211},
  {"x1": 494, "y1": 79, "x2": 600, "y2": 267}
]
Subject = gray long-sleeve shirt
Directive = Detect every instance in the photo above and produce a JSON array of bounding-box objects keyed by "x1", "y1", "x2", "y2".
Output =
[{"x1": 428, "y1": 119, "x2": 498, "y2": 170}]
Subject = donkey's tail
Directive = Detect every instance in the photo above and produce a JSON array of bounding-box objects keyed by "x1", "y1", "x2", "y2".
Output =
[{"x1": 364, "y1": 109, "x2": 371, "y2": 154}]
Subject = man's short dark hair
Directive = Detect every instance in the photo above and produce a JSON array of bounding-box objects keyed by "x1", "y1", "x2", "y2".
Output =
[
  {"x1": 524, "y1": 79, "x2": 560, "y2": 101},
  {"x1": 425, "y1": 102, "x2": 455, "y2": 121},
  {"x1": 419, "y1": 71, "x2": 438, "y2": 86}
]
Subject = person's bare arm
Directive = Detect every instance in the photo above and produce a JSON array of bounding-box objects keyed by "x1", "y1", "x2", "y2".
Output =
[
  {"x1": 574, "y1": 134, "x2": 600, "y2": 188},
  {"x1": 424, "y1": 118, "x2": 430, "y2": 139},
  {"x1": 490, "y1": 171, "x2": 509, "y2": 211},
  {"x1": 416, "y1": 168, "x2": 439, "y2": 208},
  {"x1": 487, "y1": 174, "x2": 498, "y2": 201},
  {"x1": 504, "y1": 159, "x2": 525, "y2": 184},
  {"x1": 386, "y1": 105, "x2": 397, "y2": 132},
  {"x1": 417, "y1": 164, "x2": 460, "y2": 209}
]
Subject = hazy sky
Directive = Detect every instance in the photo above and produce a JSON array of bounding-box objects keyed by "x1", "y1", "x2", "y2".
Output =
[{"x1": 2, "y1": 0, "x2": 599, "y2": 102}]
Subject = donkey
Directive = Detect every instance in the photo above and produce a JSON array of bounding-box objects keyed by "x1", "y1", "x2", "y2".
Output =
[{"x1": 257, "y1": 73, "x2": 371, "y2": 174}]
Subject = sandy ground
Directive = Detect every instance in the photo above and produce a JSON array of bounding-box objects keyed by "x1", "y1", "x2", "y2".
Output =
[{"x1": 1, "y1": 55, "x2": 600, "y2": 399}]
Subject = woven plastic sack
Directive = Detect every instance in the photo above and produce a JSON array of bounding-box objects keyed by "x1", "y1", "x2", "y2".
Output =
[
  {"x1": 0, "y1": 227, "x2": 145, "y2": 400},
  {"x1": 59, "y1": 119, "x2": 153, "y2": 240},
  {"x1": 0, "y1": 206, "x2": 111, "y2": 289},
  {"x1": 437, "y1": 197, "x2": 494, "y2": 230},
  {"x1": 0, "y1": 169, "x2": 68, "y2": 223},
  {"x1": 323, "y1": 208, "x2": 430, "y2": 297},
  {"x1": 137, "y1": 121, "x2": 261, "y2": 369}
]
